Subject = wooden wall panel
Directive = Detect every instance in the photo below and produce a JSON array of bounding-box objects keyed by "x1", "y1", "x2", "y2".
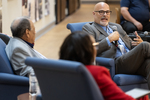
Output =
[
  {"x1": 56, "y1": 0, "x2": 80, "y2": 23},
  {"x1": 68, "y1": 0, "x2": 75, "y2": 15},
  {"x1": 68, "y1": 0, "x2": 80, "y2": 15},
  {"x1": 56, "y1": 0, "x2": 61, "y2": 24},
  {"x1": 61, "y1": 0, "x2": 66, "y2": 21}
]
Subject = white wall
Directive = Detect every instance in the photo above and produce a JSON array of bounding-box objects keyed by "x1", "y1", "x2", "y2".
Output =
[
  {"x1": 2, "y1": 0, "x2": 56, "y2": 36},
  {"x1": 2, "y1": 0, "x2": 22, "y2": 35}
]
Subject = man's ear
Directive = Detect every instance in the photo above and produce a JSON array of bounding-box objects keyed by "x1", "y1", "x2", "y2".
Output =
[
  {"x1": 93, "y1": 11, "x2": 95, "y2": 15},
  {"x1": 25, "y1": 29, "x2": 30, "y2": 38}
]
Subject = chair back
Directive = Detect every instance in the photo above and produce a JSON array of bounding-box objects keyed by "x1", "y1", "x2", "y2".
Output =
[
  {"x1": 0, "y1": 39, "x2": 13, "y2": 74},
  {"x1": 0, "y1": 33, "x2": 11, "y2": 44},
  {"x1": 25, "y1": 57, "x2": 104, "y2": 100},
  {"x1": 67, "y1": 22, "x2": 89, "y2": 32}
]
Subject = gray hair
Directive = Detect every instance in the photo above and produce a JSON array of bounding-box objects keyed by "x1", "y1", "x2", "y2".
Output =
[{"x1": 10, "y1": 17, "x2": 31, "y2": 38}]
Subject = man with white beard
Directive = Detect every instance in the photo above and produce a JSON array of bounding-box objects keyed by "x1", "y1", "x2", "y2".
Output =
[{"x1": 83, "y1": 2, "x2": 150, "y2": 89}]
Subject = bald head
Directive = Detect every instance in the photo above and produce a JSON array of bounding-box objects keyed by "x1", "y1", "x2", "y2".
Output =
[
  {"x1": 93, "y1": 2, "x2": 110, "y2": 26},
  {"x1": 11, "y1": 17, "x2": 31, "y2": 38},
  {"x1": 94, "y1": 2, "x2": 110, "y2": 12}
]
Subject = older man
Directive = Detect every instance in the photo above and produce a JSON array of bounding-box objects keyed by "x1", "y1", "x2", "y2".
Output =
[
  {"x1": 5, "y1": 17, "x2": 46, "y2": 77},
  {"x1": 83, "y1": 2, "x2": 150, "y2": 89}
]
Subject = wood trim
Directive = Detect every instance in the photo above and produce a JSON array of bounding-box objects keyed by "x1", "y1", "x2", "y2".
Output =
[
  {"x1": 60, "y1": 0, "x2": 66, "y2": 21},
  {"x1": 56, "y1": 0, "x2": 61, "y2": 24},
  {"x1": 115, "y1": 7, "x2": 121, "y2": 24}
]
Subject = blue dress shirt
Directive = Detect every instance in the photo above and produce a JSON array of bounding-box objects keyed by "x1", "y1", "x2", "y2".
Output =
[{"x1": 99, "y1": 24, "x2": 129, "y2": 58}]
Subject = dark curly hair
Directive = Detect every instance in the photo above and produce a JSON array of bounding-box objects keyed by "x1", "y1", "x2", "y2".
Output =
[{"x1": 59, "y1": 31, "x2": 94, "y2": 65}]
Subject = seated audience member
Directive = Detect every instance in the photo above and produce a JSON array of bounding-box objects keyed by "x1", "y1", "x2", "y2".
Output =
[
  {"x1": 59, "y1": 31, "x2": 148, "y2": 100},
  {"x1": 120, "y1": 0, "x2": 150, "y2": 34},
  {"x1": 82, "y1": 2, "x2": 150, "y2": 90},
  {"x1": 5, "y1": 17, "x2": 46, "y2": 77}
]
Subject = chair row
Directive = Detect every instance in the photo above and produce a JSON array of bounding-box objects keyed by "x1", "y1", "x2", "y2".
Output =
[
  {"x1": 0, "y1": 24, "x2": 148, "y2": 100},
  {"x1": 0, "y1": 35, "x2": 113, "y2": 100},
  {"x1": 0, "y1": 34, "x2": 113, "y2": 100},
  {"x1": 25, "y1": 57, "x2": 150, "y2": 100}
]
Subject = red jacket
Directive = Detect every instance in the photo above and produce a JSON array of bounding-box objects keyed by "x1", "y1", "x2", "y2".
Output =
[{"x1": 86, "y1": 65, "x2": 148, "y2": 100}]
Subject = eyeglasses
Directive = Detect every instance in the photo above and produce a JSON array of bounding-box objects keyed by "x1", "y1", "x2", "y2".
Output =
[
  {"x1": 94, "y1": 10, "x2": 112, "y2": 15},
  {"x1": 93, "y1": 42, "x2": 99, "y2": 50}
]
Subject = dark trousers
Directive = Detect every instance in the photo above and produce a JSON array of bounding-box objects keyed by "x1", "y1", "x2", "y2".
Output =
[
  {"x1": 121, "y1": 21, "x2": 150, "y2": 34},
  {"x1": 115, "y1": 42, "x2": 150, "y2": 89}
]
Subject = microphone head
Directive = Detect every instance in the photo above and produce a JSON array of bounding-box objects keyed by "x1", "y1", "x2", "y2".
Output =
[
  {"x1": 144, "y1": 31, "x2": 148, "y2": 35},
  {"x1": 112, "y1": 26, "x2": 117, "y2": 31}
]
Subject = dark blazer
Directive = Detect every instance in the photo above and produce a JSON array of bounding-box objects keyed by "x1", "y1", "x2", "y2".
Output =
[{"x1": 82, "y1": 22, "x2": 133, "y2": 58}]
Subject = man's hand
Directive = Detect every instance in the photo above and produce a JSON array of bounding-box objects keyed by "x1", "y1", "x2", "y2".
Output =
[
  {"x1": 108, "y1": 31, "x2": 119, "y2": 42},
  {"x1": 132, "y1": 31, "x2": 143, "y2": 46},
  {"x1": 133, "y1": 21, "x2": 143, "y2": 31}
]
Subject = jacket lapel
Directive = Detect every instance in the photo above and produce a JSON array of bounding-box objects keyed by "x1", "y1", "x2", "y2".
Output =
[{"x1": 93, "y1": 22, "x2": 108, "y2": 37}]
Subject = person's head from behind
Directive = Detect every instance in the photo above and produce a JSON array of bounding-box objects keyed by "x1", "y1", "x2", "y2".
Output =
[
  {"x1": 10, "y1": 16, "x2": 35, "y2": 44},
  {"x1": 59, "y1": 31, "x2": 97, "y2": 65},
  {"x1": 93, "y1": 2, "x2": 111, "y2": 26}
]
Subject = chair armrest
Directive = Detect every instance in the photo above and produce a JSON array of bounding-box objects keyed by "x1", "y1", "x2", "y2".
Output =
[
  {"x1": 0, "y1": 73, "x2": 29, "y2": 86},
  {"x1": 96, "y1": 57, "x2": 115, "y2": 78}
]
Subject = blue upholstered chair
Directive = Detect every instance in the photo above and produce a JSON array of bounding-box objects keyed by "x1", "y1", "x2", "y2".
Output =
[
  {"x1": 0, "y1": 38, "x2": 29, "y2": 100},
  {"x1": 0, "y1": 33, "x2": 11, "y2": 44},
  {"x1": 66, "y1": 22, "x2": 149, "y2": 92},
  {"x1": 67, "y1": 22, "x2": 90, "y2": 32},
  {"x1": 25, "y1": 57, "x2": 104, "y2": 100}
]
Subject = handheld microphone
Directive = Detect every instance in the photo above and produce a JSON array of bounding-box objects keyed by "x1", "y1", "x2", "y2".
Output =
[
  {"x1": 112, "y1": 26, "x2": 118, "y2": 47},
  {"x1": 112, "y1": 26, "x2": 117, "y2": 31}
]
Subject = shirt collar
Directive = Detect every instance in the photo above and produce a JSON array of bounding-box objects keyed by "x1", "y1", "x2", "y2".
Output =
[
  {"x1": 99, "y1": 24, "x2": 110, "y2": 32},
  {"x1": 23, "y1": 40, "x2": 34, "y2": 48},
  {"x1": 99, "y1": 24, "x2": 113, "y2": 34}
]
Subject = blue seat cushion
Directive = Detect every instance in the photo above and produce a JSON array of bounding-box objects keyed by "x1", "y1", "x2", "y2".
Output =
[
  {"x1": 113, "y1": 74, "x2": 147, "y2": 86},
  {"x1": 67, "y1": 22, "x2": 90, "y2": 32}
]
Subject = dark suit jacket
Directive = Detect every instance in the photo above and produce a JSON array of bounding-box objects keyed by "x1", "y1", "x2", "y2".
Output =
[{"x1": 82, "y1": 22, "x2": 133, "y2": 58}]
